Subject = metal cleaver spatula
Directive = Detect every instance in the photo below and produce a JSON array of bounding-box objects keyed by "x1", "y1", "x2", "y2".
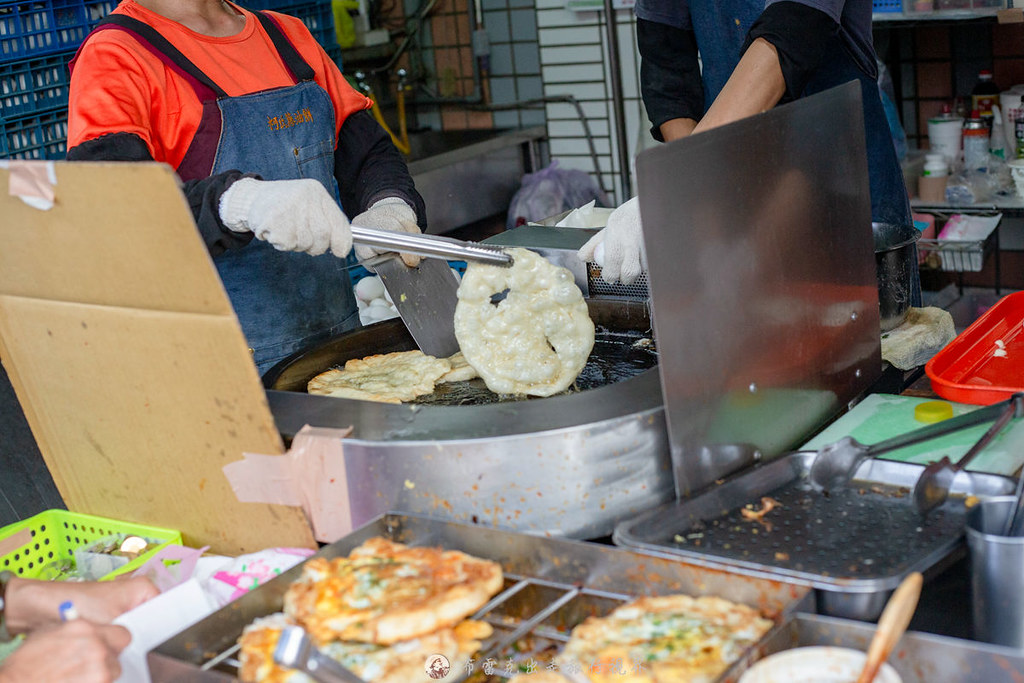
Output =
[
  {"x1": 273, "y1": 625, "x2": 366, "y2": 683},
  {"x1": 350, "y1": 227, "x2": 512, "y2": 358}
]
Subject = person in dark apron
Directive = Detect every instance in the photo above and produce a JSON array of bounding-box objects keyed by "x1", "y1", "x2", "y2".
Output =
[
  {"x1": 581, "y1": 0, "x2": 920, "y2": 305},
  {"x1": 66, "y1": 0, "x2": 425, "y2": 374}
]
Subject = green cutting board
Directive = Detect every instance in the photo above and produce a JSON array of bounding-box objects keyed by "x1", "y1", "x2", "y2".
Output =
[{"x1": 801, "y1": 393, "x2": 1024, "y2": 476}]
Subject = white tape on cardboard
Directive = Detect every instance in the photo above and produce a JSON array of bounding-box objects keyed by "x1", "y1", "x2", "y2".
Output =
[{"x1": 1, "y1": 160, "x2": 56, "y2": 210}]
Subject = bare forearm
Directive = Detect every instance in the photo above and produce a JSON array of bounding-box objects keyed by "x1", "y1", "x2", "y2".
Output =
[
  {"x1": 692, "y1": 38, "x2": 786, "y2": 135},
  {"x1": 660, "y1": 117, "x2": 699, "y2": 142}
]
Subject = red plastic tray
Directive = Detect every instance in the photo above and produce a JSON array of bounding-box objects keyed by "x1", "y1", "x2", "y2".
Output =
[{"x1": 926, "y1": 291, "x2": 1024, "y2": 405}]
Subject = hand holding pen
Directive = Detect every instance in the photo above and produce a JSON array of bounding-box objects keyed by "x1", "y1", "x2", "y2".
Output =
[{"x1": 0, "y1": 577, "x2": 158, "y2": 683}]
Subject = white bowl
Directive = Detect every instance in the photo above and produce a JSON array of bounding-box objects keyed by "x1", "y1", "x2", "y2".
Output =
[{"x1": 737, "y1": 646, "x2": 903, "y2": 683}]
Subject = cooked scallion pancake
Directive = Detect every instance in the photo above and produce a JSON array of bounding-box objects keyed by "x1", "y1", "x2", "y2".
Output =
[
  {"x1": 283, "y1": 537, "x2": 504, "y2": 645},
  {"x1": 306, "y1": 350, "x2": 451, "y2": 403},
  {"x1": 438, "y1": 351, "x2": 479, "y2": 383},
  {"x1": 238, "y1": 613, "x2": 492, "y2": 683},
  {"x1": 558, "y1": 594, "x2": 773, "y2": 683}
]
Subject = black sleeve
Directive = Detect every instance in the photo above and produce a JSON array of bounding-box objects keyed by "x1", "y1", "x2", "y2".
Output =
[
  {"x1": 637, "y1": 16, "x2": 703, "y2": 143},
  {"x1": 333, "y1": 110, "x2": 427, "y2": 229},
  {"x1": 65, "y1": 132, "x2": 254, "y2": 256},
  {"x1": 742, "y1": 1, "x2": 838, "y2": 102}
]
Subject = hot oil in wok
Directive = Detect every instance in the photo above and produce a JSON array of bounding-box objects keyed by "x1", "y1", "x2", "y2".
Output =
[{"x1": 414, "y1": 329, "x2": 658, "y2": 406}]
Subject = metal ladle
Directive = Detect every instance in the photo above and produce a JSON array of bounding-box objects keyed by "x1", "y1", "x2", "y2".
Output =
[
  {"x1": 913, "y1": 394, "x2": 1024, "y2": 514},
  {"x1": 809, "y1": 393, "x2": 1024, "y2": 492}
]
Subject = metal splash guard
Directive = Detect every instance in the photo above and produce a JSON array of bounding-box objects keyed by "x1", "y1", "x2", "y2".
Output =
[{"x1": 637, "y1": 82, "x2": 882, "y2": 498}]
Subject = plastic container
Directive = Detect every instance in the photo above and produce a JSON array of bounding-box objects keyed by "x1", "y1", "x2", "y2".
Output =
[
  {"x1": 922, "y1": 152, "x2": 948, "y2": 176},
  {"x1": 928, "y1": 114, "x2": 963, "y2": 166},
  {"x1": 963, "y1": 114, "x2": 990, "y2": 170},
  {"x1": 738, "y1": 646, "x2": 902, "y2": 683},
  {"x1": 0, "y1": 510, "x2": 182, "y2": 581},
  {"x1": 926, "y1": 291, "x2": 1024, "y2": 404}
]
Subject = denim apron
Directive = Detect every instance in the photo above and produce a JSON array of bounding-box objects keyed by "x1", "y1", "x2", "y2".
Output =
[{"x1": 92, "y1": 12, "x2": 359, "y2": 372}]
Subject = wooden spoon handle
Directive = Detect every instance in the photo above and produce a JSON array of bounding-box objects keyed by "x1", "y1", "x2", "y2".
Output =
[{"x1": 856, "y1": 572, "x2": 923, "y2": 683}]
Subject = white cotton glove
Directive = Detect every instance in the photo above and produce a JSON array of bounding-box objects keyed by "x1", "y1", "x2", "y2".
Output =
[
  {"x1": 577, "y1": 196, "x2": 646, "y2": 285},
  {"x1": 218, "y1": 177, "x2": 352, "y2": 257},
  {"x1": 350, "y1": 196, "x2": 423, "y2": 267}
]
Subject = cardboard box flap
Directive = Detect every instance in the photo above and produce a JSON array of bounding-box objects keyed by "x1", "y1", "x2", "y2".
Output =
[
  {"x1": 0, "y1": 162, "x2": 230, "y2": 315},
  {"x1": 0, "y1": 161, "x2": 315, "y2": 554}
]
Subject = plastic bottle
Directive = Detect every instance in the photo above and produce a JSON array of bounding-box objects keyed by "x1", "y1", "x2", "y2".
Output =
[
  {"x1": 923, "y1": 153, "x2": 948, "y2": 177},
  {"x1": 963, "y1": 112, "x2": 990, "y2": 170},
  {"x1": 990, "y1": 104, "x2": 1006, "y2": 160},
  {"x1": 972, "y1": 70, "x2": 1001, "y2": 126}
]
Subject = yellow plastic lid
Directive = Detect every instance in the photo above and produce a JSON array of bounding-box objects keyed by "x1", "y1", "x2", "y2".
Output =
[{"x1": 915, "y1": 400, "x2": 954, "y2": 424}]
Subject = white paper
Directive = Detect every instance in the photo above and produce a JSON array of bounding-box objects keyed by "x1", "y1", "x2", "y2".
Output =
[
  {"x1": 114, "y1": 578, "x2": 219, "y2": 683},
  {"x1": 553, "y1": 200, "x2": 615, "y2": 229},
  {"x1": 936, "y1": 213, "x2": 1001, "y2": 241}
]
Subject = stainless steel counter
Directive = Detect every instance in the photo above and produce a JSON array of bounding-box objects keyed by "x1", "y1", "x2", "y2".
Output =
[{"x1": 406, "y1": 126, "x2": 548, "y2": 233}]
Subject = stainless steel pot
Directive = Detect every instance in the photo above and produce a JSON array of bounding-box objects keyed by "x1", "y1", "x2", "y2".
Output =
[{"x1": 873, "y1": 222, "x2": 921, "y2": 333}]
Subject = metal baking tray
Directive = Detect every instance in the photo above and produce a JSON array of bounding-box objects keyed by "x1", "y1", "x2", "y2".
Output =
[
  {"x1": 147, "y1": 512, "x2": 813, "y2": 682},
  {"x1": 614, "y1": 452, "x2": 1017, "y2": 621},
  {"x1": 720, "y1": 613, "x2": 1024, "y2": 683}
]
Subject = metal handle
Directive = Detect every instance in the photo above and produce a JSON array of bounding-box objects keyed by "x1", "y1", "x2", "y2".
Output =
[
  {"x1": 865, "y1": 393, "x2": 1023, "y2": 458},
  {"x1": 952, "y1": 394, "x2": 1022, "y2": 472},
  {"x1": 350, "y1": 226, "x2": 512, "y2": 266}
]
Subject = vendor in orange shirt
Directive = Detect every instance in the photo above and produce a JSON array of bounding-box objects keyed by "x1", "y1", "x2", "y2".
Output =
[{"x1": 66, "y1": 0, "x2": 423, "y2": 374}]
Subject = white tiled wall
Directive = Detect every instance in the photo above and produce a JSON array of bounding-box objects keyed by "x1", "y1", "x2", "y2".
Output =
[{"x1": 535, "y1": 0, "x2": 651, "y2": 205}]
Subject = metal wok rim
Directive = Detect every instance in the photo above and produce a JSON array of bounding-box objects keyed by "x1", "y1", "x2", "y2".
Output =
[{"x1": 266, "y1": 367, "x2": 663, "y2": 441}]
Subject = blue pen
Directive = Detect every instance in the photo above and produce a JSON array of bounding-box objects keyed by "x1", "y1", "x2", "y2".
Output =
[{"x1": 59, "y1": 600, "x2": 79, "y2": 622}]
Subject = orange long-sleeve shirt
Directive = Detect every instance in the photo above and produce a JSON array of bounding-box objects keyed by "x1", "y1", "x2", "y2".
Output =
[{"x1": 67, "y1": 0, "x2": 372, "y2": 169}]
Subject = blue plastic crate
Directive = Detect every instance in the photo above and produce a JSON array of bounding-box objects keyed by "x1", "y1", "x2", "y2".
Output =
[
  {"x1": 1, "y1": 108, "x2": 68, "y2": 159},
  {"x1": 873, "y1": 0, "x2": 903, "y2": 11},
  {"x1": 239, "y1": 0, "x2": 339, "y2": 51},
  {"x1": 0, "y1": 0, "x2": 119, "y2": 60},
  {"x1": 0, "y1": 0, "x2": 88, "y2": 59},
  {"x1": 0, "y1": 51, "x2": 73, "y2": 117},
  {"x1": 83, "y1": 0, "x2": 118, "y2": 26}
]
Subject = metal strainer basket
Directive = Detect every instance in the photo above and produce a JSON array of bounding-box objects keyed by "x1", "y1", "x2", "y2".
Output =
[{"x1": 587, "y1": 263, "x2": 650, "y2": 300}]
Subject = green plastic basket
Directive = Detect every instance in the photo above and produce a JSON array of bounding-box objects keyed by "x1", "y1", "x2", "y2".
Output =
[{"x1": 0, "y1": 510, "x2": 182, "y2": 581}]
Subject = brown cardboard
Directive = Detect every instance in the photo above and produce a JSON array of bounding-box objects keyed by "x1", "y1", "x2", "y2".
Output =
[
  {"x1": 0, "y1": 161, "x2": 315, "y2": 555},
  {"x1": 918, "y1": 175, "x2": 948, "y2": 203},
  {"x1": 998, "y1": 8, "x2": 1023, "y2": 23}
]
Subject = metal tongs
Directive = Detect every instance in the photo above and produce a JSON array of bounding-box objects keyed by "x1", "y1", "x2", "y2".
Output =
[
  {"x1": 912, "y1": 393, "x2": 1024, "y2": 514},
  {"x1": 350, "y1": 226, "x2": 513, "y2": 266},
  {"x1": 273, "y1": 626, "x2": 367, "y2": 683},
  {"x1": 809, "y1": 393, "x2": 1024, "y2": 506}
]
